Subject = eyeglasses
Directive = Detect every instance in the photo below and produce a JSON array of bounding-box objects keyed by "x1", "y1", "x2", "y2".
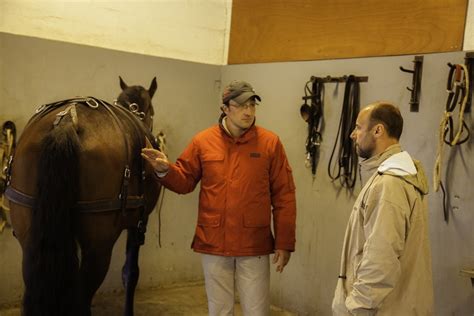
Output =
[{"x1": 229, "y1": 99, "x2": 259, "y2": 110}]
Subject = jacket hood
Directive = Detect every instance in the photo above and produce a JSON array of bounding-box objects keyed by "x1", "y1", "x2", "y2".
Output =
[
  {"x1": 359, "y1": 144, "x2": 428, "y2": 195},
  {"x1": 378, "y1": 151, "x2": 429, "y2": 195},
  {"x1": 359, "y1": 144, "x2": 402, "y2": 185}
]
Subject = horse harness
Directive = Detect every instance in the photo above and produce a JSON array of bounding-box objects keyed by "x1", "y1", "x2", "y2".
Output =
[{"x1": 4, "y1": 97, "x2": 157, "y2": 234}]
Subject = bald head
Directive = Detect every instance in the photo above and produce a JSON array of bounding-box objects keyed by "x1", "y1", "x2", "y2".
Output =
[
  {"x1": 351, "y1": 102, "x2": 403, "y2": 159},
  {"x1": 366, "y1": 102, "x2": 403, "y2": 140}
]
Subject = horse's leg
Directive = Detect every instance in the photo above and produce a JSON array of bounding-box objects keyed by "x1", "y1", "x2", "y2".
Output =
[
  {"x1": 9, "y1": 203, "x2": 31, "y2": 316},
  {"x1": 79, "y1": 245, "x2": 115, "y2": 315},
  {"x1": 77, "y1": 213, "x2": 123, "y2": 316},
  {"x1": 122, "y1": 227, "x2": 144, "y2": 316}
]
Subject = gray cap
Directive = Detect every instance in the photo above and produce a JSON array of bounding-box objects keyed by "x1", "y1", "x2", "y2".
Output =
[{"x1": 222, "y1": 80, "x2": 261, "y2": 105}]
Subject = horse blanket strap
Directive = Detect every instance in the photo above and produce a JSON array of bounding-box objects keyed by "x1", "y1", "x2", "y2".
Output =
[
  {"x1": 328, "y1": 75, "x2": 360, "y2": 189},
  {"x1": 433, "y1": 63, "x2": 470, "y2": 222},
  {"x1": 4, "y1": 186, "x2": 145, "y2": 213}
]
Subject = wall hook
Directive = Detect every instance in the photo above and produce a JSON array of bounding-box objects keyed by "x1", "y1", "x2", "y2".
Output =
[{"x1": 400, "y1": 55, "x2": 423, "y2": 112}]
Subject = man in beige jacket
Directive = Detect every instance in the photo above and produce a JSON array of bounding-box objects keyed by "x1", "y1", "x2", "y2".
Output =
[{"x1": 332, "y1": 102, "x2": 434, "y2": 315}]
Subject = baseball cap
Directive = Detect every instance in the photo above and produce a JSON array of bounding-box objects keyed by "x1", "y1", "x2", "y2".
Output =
[{"x1": 222, "y1": 80, "x2": 262, "y2": 105}]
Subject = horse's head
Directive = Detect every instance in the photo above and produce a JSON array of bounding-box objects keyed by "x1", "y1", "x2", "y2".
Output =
[{"x1": 116, "y1": 76, "x2": 157, "y2": 132}]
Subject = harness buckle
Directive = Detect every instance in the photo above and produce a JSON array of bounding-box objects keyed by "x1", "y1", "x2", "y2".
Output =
[
  {"x1": 35, "y1": 104, "x2": 47, "y2": 113},
  {"x1": 137, "y1": 220, "x2": 147, "y2": 234},
  {"x1": 129, "y1": 103, "x2": 138, "y2": 112},
  {"x1": 86, "y1": 98, "x2": 99, "y2": 109},
  {"x1": 124, "y1": 167, "x2": 131, "y2": 179}
]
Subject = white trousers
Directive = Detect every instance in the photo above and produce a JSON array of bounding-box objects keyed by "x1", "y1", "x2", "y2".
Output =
[{"x1": 201, "y1": 254, "x2": 270, "y2": 316}]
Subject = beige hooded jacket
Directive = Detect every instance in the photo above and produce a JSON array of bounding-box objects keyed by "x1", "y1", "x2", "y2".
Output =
[{"x1": 332, "y1": 144, "x2": 434, "y2": 316}]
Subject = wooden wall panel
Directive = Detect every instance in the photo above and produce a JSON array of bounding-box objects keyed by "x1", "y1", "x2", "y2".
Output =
[{"x1": 228, "y1": 0, "x2": 468, "y2": 64}]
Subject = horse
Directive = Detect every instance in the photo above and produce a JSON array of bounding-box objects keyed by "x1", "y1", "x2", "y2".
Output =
[{"x1": 4, "y1": 77, "x2": 162, "y2": 316}]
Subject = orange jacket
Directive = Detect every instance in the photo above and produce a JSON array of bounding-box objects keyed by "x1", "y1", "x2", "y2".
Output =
[{"x1": 160, "y1": 122, "x2": 296, "y2": 256}]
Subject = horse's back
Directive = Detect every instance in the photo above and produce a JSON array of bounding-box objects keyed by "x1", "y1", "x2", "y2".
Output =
[
  {"x1": 9, "y1": 100, "x2": 158, "y2": 239},
  {"x1": 11, "y1": 105, "x2": 125, "y2": 199}
]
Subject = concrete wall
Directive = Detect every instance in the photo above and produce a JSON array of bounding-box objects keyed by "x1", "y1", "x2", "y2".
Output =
[
  {"x1": 222, "y1": 53, "x2": 474, "y2": 315},
  {"x1": 1, "y1": 33, "x2": 473, "y2": 315}
]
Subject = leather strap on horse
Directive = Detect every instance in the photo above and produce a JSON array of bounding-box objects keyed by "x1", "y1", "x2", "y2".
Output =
[
  {"x1": 4, "y1": 186, "x2": 145, "y2": 212},
  {"x1": 433, "y1": 63, "x2": 470, "y2": 222},
  {"x1": 328, "y1": 75, "x2": 360, "y2": 189},
  {"x1": 112, "y1": 100, "x2": 153, "y2": 241}
]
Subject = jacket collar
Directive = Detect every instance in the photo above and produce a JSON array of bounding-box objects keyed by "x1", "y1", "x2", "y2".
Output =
[
  {"x1": 359, "y1": 144, "x2": 402, "y2": 186},
  {"x1": 218, "y1": 114, "x2": 256, "y2": 143}
]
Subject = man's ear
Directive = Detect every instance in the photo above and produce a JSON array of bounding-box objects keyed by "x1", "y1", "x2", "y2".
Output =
[{"x1": 373, "y1": 123, "x2": 384, "y2": 137}]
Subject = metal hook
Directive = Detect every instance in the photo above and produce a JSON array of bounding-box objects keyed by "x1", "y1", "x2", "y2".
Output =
[
  {"x1": 400, "y1": 56, "x2": 423, "y2": 112},
  {"x1": 399, "y1": 66, "x2": 415, "y2": 74}
]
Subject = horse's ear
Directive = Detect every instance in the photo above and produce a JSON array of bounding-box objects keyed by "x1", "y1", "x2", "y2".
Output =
[
  {"x1": 119, "y1": 76, "x2": 128, "y2": 90},
  {"x1": 149, "y1": 77, "x2": 158, "y2": 98}
]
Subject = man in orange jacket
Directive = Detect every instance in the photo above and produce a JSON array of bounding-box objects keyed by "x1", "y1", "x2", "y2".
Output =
[{"x1": 142, "y1": 80, "x2": 296, "y2": 315}]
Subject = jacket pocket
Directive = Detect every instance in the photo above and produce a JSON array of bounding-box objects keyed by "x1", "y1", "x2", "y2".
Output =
[
  {"x1": 241, "y1": 213, "x2": 272, "y2": 251},
  {"x1": 201, "y1": 153, "x2": 224, "y2": 162},
  {"x1": 201, "y1": 154, "x2": 225, "y2": 185},
  {"x1": 198, "y1": 213, "x2": 221, "y2": 227},
  {"x1": 195, "y1": 213, "x2": 222, "y2": 250}
]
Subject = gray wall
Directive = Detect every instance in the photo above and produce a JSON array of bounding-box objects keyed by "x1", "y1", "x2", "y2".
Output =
[
  {"x1": 1, "y1": 33, "x2": 473, "y2": 315},
  {"x1": 221, "y1": 53, "x2": 473, "y2": 316}
]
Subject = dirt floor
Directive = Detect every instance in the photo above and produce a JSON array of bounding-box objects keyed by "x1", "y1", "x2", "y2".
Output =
[{"x1": 0, "y1": 283, "x2": 297, "y2": 316}]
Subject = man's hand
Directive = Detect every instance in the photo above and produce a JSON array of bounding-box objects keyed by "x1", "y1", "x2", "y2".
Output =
[
  {"x1": 141, "y1": 137, "x2": 169, "y2": 173},
  {"x1": 272, "y1": 249, "x2": 291, "y2": 273}
]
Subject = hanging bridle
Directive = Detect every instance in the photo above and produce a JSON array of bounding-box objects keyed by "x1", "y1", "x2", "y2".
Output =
[{"x1": 433, "y1": 63, "x2": 470, "y2": 222}]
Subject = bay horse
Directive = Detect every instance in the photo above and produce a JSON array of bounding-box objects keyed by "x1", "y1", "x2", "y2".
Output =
[{"x1": 4, "y1": 77, "x2": 161, "y2": 316}]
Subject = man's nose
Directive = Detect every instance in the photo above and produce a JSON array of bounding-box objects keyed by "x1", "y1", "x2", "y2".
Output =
[{"x1": 350, "y1": 130, "x2": 356, "y2": 140}]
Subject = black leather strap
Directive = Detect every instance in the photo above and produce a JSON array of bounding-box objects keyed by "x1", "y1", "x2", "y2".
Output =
[
  {"x1": 5, "y1": 186, "x2": 145, "y2": 213},
  {"x1": 306, "y1": 79, "x2": 324, "y2": 176},
  {"x1": 328, "y1": 75, "x2": 360, "y2": 189}
]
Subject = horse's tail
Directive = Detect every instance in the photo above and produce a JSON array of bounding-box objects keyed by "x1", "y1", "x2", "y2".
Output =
[{"x1": 23, "y1": 122, "x2": 81, "y2": 316}]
